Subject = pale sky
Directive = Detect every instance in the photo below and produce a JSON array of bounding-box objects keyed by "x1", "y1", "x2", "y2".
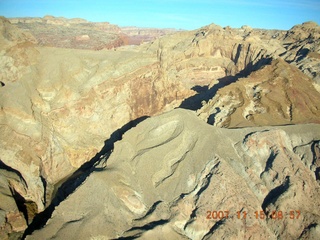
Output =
[{"x1": 0, "y1": 0, "x2": 319, "y2": 30}]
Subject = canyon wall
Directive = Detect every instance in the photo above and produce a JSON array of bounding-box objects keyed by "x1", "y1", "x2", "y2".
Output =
[
  {"x1": 0, "y1": 16, "x2": 320, "y2": 239},
  {"x1": 27, "y1": 109, "x2": 320, "y2": 239}
]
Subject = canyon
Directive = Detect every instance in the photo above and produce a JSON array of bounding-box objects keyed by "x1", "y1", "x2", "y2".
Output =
[{"x1": 0, "y1": 16, "x2": 319, "y2": 239}]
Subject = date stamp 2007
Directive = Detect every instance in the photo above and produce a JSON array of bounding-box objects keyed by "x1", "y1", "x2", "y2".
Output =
[{"x1": 206, "y1": 210, "x2": 301, "y2": 220}]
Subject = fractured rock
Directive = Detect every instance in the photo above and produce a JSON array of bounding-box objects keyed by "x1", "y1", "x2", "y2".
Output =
[
  {"x1": 26, "y1": 109, "x2": 320, "y2": 239},
  {"x1": 197, "y1": 58, "x2": 320, "y2": 128},
  {"x1": 1, "y1": 16, "x2": 320, "y2": 238}
]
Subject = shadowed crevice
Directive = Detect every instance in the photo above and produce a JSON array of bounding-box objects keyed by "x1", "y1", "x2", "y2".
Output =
[
  {"x1": 134, "y1": 200, "x2": 163, "y2": 221},
  {"x1": 299, "y1": 223, "x2": 318, "y2": 239},
  {"x1": 296, "y1": 47, "x2": 310, "y2": 62},
  {"x1": 202, "y1": 219, "x2": 226, "y2": 240},
  {"x1": 22, "y1": 115, "x2": 149, "y2": 239},
  {"x1": 233, "y1": 44, "x2": 242, "y2": 65},
  {"x1": 259, "y1": 149, "x2": 279, "y2": 179},
  {"x1": 0, "y1": 160, "x2": 27, "y2": 187},
  {"x1": 315, "y1": 168, "x2": 320, "y2": 181},
  {"x1": 179, "y1": 75, "x2": 238, "y2": 110},
  {"x1": 8, "y1": 187, "x2": 37, "y2": 225},
  {"x1": 127, "y1": 219, "x2": 169, "y2": 232},
  {"x1": 115, "y1": 219, "x2": 169, "y2": 239},
  {"x1": 261, "y1": 176, "x2": 290, "y2": 213},
  {"x1": 178, "y1": 57, "x2": 272, "y2": 111},
  {"x1": 311, "y1": 141, "x2": 320, "y2": 180}
]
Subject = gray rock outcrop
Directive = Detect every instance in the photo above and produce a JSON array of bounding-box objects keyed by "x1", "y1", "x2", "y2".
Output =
[
  {"x1": 0, "y1": 16, "x2": 320, "y2": 239},
  {"x1": 27, "y1": 109, "x2": 320, "y2": 239}
]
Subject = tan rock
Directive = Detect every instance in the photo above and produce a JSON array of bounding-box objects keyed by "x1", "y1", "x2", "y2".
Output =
[
  {"x1": 75, "y1": 35, "x2": 90, "y2": 41},
  {"x1": 6, "y1": 212, "x2": 27, "y2": 232},
  {"x1": 0, "y1": 17, "x2": 193, "y2": 220},
  {"x1": 0, "y1": 168, "x2": 28, "y2": 238},
  {"x1": 26, "y1": 109, "x2": 320, "y2": 239},
  {"x1": 1, "y1": 17, "x2": 320, "y2": 238},
  {"x1": 197, "y1": 58, "x2": 320, "y2": 127}
]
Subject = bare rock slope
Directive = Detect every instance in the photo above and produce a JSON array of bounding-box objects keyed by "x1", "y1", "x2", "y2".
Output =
[
  {"x1": 9, "y1": 16, "x2": 128, "y2": 50},
  {"x1": 1, "y1": 16, "x2": 320, "y2": 239},
  {"x1": 27, "y1": 109, "x2": 320, "y2": 239},
  {"x1": 281, "y1": 21, "x2": 320, "y2": 85},
  {"x1": 197, "y1": 58, "x2": 320, "y2": 128},
  {"x1": 9, "y1": 16, "x2": 177, "y2": 50},
  {"x1": 0, "y1": 16, "x2": 193, "y2": 237}
]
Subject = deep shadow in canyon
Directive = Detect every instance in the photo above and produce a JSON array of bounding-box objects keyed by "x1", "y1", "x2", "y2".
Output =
[
  {"x1": 179, "y1": 57, "x2": 272, "y2": 110},
  {"x1": 22, "y1": 115, "x2": 149, "y2": 239}
]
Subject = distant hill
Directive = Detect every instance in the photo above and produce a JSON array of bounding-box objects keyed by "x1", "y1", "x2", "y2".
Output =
[
  {"x1": 9, "y1": 16, "x2": 177, "y2": 49},
  {"x1": 0, "y1": 16, "x2": 319, "y2": 239}
]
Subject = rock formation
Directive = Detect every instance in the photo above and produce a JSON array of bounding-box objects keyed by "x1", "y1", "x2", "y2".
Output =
[
  {"x1": 281, "y1": 21, "x2": 320, "y2": 86},
  {"x1": 121, "y1": 27, "x2": 177, "y2": 45},
  {"x1": 9, "y1": 16, "x2": 177, "y2": 50},
  {"x1": 26, "y1": 109, "x2": 320, "y2": 239},
  {"x1": 0, "y1": 16, "x2": 320, "y2": 239},
  {"x1": 0, "y1": 16, "x2": 193, "y2": 238},
  {"x1": 197, "y1": 58, "x2": 320, "y2": 128},
  {"x1": 9, "y1": 16, "x2": 127, "y2": 50}
]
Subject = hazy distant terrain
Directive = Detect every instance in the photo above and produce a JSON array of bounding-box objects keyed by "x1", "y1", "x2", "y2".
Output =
[
  {"x1": 9, "y1": 15, "x2": 177, "y2": 49},
  {"x1": 0, "y1": 16, "x2": 319, "y2": 239}
]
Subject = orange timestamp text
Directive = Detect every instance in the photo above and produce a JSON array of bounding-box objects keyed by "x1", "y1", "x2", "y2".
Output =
[{"x1": 206, "y1": 210, "x2": 301, "y2": 220}]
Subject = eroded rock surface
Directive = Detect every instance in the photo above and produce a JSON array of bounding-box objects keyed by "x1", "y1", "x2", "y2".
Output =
[
  {"x1": 1, "y1": 16, "x2": 320, "y2": 238},
  {"x1": 121, "y1": 27, "x2": 177, "y2": 45},
  {"x1": 0, "y1": 17, "x2": 192, "y2": 238},
  {"x1": 281, "y1": 21, "x2": 320, "y2": 86},
  {"x1": 9, "y1": 16, "x2": 178, "y2": 50},
  {"x1": 9, "y1": 16, "x2": 128, "y2": 50},
  {"x1": 27, "y1": 109, "x2": 320, "y2": 239},
  {"x1": 197, "y1": 58, "x2": 320, "y2": 127}
]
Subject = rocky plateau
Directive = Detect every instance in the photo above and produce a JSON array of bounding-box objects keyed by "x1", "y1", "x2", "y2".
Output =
[
  {"x1": 0, "y1": 16, "x2": 320, "y2": 239},
  {"x1": 9, "y1": 16, "x2": 176, "y2": 50}
]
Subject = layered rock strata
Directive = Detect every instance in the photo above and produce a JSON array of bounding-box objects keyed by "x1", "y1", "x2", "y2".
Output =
[
  {"x1": 197, "y1": 58, "x2": 320, "y2": 127},
  {"x1": 9, "y1": 16, "x2": 178, "y2": 50},
  {"x1": 1, "y1": 16, "x2": 320, "y2": 238},
  {"x1": 27, "y1": 109, "x2": 320, "y2": 239},
  {"x1": 0, "y1": 17, "x2": 192, "y2": 237},
  {"x1": 9, "y1": 16, "x2": 127, "y2": 50}
]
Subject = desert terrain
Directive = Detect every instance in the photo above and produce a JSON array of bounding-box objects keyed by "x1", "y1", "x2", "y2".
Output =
[{"x1": 0, "y1": 16, "x2": 320, "y2": 239}]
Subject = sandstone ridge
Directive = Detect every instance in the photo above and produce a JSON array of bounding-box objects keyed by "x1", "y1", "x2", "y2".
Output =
[
  {"x1": 9, "y1": 16, "x2": 177, "y2": 50},
  {"x1": 27, "y1": 109, "x2": 320, "y2": 239},
  {"x1": 0, "y1": 16, "x2": 320, "y2": 239},
  {"x1": 197, "y1": 58, "x2": 320, "y2": 128}
]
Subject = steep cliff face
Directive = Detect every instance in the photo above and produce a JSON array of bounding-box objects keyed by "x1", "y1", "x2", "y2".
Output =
[
  {"x1": 182, "y1": 24, "x2": 283, "y2": 75},
  {"x1": 0, "y1": 44, "x2": 192, "y2": 206},
  {"x1": 147, "y1": 21, "x2": 320, "y2": 89},
  {"x1": 0, "y1": 17, "x2": 193, "y2": 238},
  {"x1": 9, "y1": 16, "x2": 127, "y2": 50},
  {"x1": 281, "y1": 21, "x2": 320, "y2": 86},
  {"x1": 0, "y1": 16, "x2": 38, "y2": 85},
  {"x1": 197, "y1": 58, "x2": 320, "y2": 127},
  {"x1": 9, "y1": 16, "x2": 178, "y2": 50},
  {"x1": 26, "y1": 109, "x2": 320, "y2": 240},
  {"x1": 1, "y1": 16, "x2": 320, "y2": 239},
  {"x1": 195, "y1": 21, "x2": 320, "y2": 128},
  {"x1": 120, "y1": 27, "x2": 177, "y2": 45}
]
